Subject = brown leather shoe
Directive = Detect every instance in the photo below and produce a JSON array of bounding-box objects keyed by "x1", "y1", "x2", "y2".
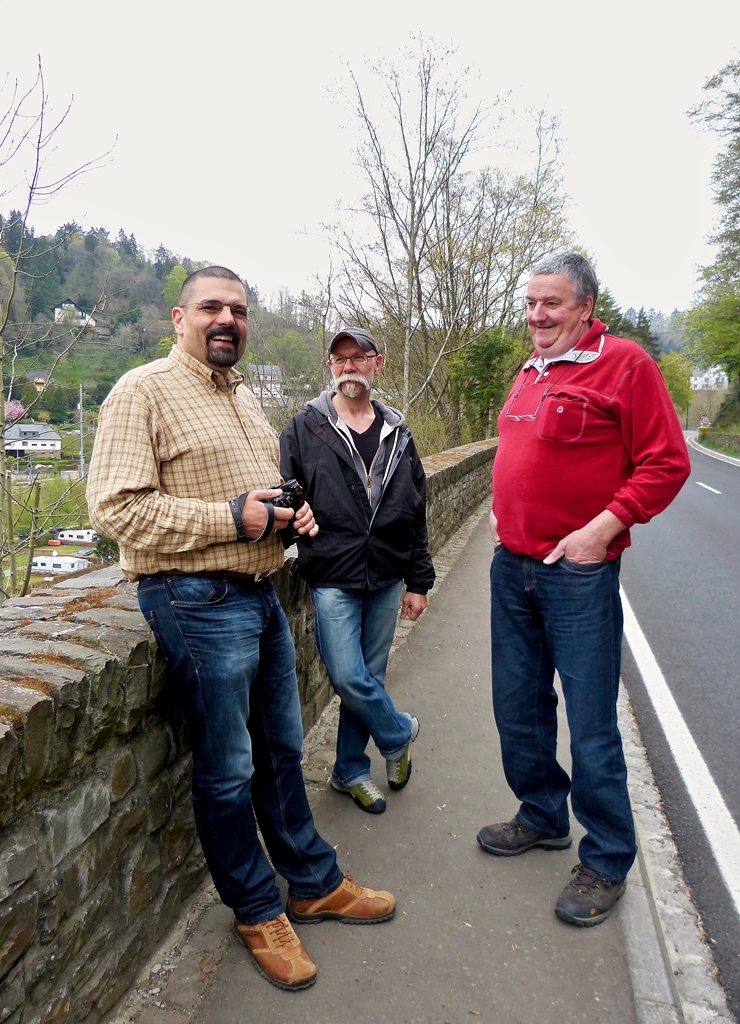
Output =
[
  {"x1": 233, "y1": 913, "x2": 317, "y2": 990},
  {"x1": 287, "y1": 874, "x2": 396, "y2": 924}
]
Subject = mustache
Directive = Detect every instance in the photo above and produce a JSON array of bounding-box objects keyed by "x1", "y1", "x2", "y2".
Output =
[
  {"x1": 335, "y1": 372, "x2": 370, "y2": 389},
  {"x1": 206, "y1": 325, "x2": 240, "y2": 344}
]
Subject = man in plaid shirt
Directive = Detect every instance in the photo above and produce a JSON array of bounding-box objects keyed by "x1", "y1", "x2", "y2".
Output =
[{"x1": 87, "y1": 266, "x2": 396, "y2": 992}]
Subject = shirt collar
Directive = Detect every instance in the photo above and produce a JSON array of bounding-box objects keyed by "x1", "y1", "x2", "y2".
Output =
[
  {"x1": 168, "y1": 345, "x2": 245, "y2": 389},
  {"x1": 523, "y1": 320, "x2": 607, "y2": 373}
]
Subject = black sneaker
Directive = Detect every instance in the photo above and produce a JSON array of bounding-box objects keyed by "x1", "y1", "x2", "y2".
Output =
[
  {"x1": 555, "y1": 864, "x2": 627, "y2": 927},
  {"x1": 476, "y1": 817, "x2": 572, "y2": 857}
]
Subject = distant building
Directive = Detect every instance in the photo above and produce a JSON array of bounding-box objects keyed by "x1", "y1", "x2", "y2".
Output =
[
  {"x1": 31, "y1": 555, "x2": 91, "y2": 575},
  {"x1": 248, "y1": 364, "x2": 285, "y2": 405},
  {"x1": 52, "y1": 298, "x2": 97, "y2": 330},
  {"x1": 4, "y1": 422, "x2": 62, "y2": 458},
  {"x1": 56, "y1": 528, "x2": 98, "y2": 544},
  {"x1": 691, "y1": 366, "x2": 729, "y2": 390}
]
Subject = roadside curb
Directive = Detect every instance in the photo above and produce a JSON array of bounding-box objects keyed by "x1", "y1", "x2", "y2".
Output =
[
  {"x1": 687, "y1": 436, "x2": 740, "y2": 467},
  {"x1": 620, "y1": 690, "x2": 735, "y2": 1023}
]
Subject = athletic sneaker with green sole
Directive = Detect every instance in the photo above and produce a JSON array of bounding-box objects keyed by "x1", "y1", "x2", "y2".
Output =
[
  {"x1": 330, "y1": 776, "x2": 386, "y2": 813},
  {"x1": 386, "y1": 714, "x2": 419, "y2": 791}
]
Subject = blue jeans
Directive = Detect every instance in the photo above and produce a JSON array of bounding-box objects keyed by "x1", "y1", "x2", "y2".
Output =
[
  {"x1": 311, "y1": 583, "x2": 413, "y2": 786},
  {"x1": 489, "y1": 546, "x2": 636, "y2": 882},
  {"x1": 138, "y1": 573, "x2": 342, "y2": 924}
]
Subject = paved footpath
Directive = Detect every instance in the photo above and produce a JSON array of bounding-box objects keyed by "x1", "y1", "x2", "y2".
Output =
[{"x1": 108, "y1": 508, "x2": 733, "y2": 1024}]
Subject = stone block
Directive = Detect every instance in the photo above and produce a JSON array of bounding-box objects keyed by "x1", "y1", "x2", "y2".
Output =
[
  {"x1": 0, "y1": 726, "x2": 18, "y2": 827},
  {"x1": 0, "y1": 638, "x2": 109, "y2": 676},
  {"x1": 0, "y1": 682, "x2": 53, "y2": 798},
  {"x1": 0, "y1": 656, "x2": 89, "y2": 776},
  {"x1": 102, "y1": 594, "x2": 140, "y2": 611},
  {"x1": 0, "y1": 724, "x2": 17, "y2": 780},
  {"x1": 67, "y1": 926, "x2": 143, "y2": 1018},
  {"x1": 0, "y1": 889, "x2": 38, "y2": 980},
  {"x1": 148, "y1": 648, "x2": 169, "y2": 703},
  {"x1": 109, "y1": 748, "x2": 137, "y2": 802},
  {"x1": 167, "y1": 755, "x2": 193, "y2": 801},
  {"x1": 107, "y1": 794, "x2": 148, "y2": 853},
  {"x1": 40, "y1": 777, "x2": 111, "y2": 867},
  {"x1": 0, "y1": 834, "x2": 38, "y2": 902},
  {"x1": 71, "y1": 933, "x2": 144, "y2": 1019},
  {"x1": 157, "y1": 799, "x2": 196, "y2": 872},
  {"x1": 132, "y1": 725, "x2": 175, "y2": 785},
  {"x1": 146, "y1": 777, "x2": 173, "y2": 833},
  {"x1": 0, "y1": 961, "x2": 24, "y2": 1023},
  {"x1": 124, "y1": 839, "x2": 162, "y2": 921},
  {"x1": 68, "y1": 608, "x2": 148, "y2": 633},
  {"x1": 116, "y1": 666, "x2": 150, "y2": 735},
  {"x1": 35, "y1": 990, "x2": 71, "y2": 1024},
  {"x1": 26, "y1": 881, "x2": 115, "y2": 1003}
]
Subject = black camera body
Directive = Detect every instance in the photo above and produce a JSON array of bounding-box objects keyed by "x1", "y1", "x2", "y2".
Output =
[{"x1": 265, "y1": 478, "x2": 306, "y2": 545}]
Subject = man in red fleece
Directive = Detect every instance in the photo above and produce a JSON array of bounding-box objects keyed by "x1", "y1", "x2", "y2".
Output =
[{"x1": 477, "y1": 251, "x2": 690, "y2": 927}]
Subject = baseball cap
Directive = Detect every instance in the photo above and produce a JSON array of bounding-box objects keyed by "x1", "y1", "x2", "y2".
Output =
[{"x1": 328, "y1": 328, "x2": 380, "y2": 357}]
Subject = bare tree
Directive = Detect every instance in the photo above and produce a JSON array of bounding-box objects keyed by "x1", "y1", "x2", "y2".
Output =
[
  {"x1": 0, "y1": 60, "x2": 109, "y2": 600},
  {"x1": 331, "y1": 41, "x2": 571, "y2": 427}
]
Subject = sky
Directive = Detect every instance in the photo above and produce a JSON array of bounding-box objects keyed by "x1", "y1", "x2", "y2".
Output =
[{"x1": 2, "y1": 0, "x2": 739, "y2": 316}]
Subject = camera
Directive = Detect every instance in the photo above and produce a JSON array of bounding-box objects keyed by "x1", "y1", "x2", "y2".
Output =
[{"x1": 265, "y1": 478, "x2": 306, "y2": 545}]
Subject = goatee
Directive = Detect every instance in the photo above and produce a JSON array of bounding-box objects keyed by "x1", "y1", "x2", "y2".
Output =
[{"x1": 206, "y1": 326, "x2": 241, "y2": 367}]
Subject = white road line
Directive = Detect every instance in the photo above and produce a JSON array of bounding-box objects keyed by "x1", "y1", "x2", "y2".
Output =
[
  {"x1": 621, "y1": 587, "x2": 740, "y2": 920},
  {"x1": 696, "y1": 482, "x2": 722, "y2": 494}
]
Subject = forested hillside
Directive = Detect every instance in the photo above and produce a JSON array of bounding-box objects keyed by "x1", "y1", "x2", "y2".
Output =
[
  {"x1": 0, "y1": 209, "x2": 695, "y2": 443},
  {"x1": 0, "y1": 213, "x2": 327, "y2": 423}
]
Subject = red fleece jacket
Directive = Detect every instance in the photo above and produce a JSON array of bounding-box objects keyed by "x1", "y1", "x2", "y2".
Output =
[{"x1": 493, "y1": 320, "x2": 691, "y2": 561}]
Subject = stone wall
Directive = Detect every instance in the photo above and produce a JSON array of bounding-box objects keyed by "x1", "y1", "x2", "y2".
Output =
[{"x1": 0, "y1": 437, "x2": 496, "y2": 1024}]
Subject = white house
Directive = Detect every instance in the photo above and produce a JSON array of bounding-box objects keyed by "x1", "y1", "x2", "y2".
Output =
[
  {"x1": 4, "y1": 423, "x2": 62, "y2": 458},
  {"x1": 248, "y1": 364, "x2": 285, "y2": 405},
  {"x1": 31, "y1": 556, "x2": 91, "y2": 574},
  {"x1": 690, "y1": 365, "x2": 729, "y2": 390},
  {"x1": 56, "y1": 528, "x2": 98, "y2": 544},
  {"x1": 52, "y1": 298, "x2": 97, "y2": 330}
]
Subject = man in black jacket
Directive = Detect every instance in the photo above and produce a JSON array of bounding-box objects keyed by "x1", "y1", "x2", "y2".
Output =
[{"x1": 280, "y1": 328, "x2": 435, "y2": 814}]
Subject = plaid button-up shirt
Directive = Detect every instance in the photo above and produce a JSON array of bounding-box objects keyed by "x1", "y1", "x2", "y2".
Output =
[{"x1": 87, "y1": 346, "x2": 284, "y2": 580}]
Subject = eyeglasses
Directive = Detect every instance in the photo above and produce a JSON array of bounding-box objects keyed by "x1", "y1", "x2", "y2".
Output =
[
  {"x1": 504, "y1": 383, "x2": 549, "y2": 421},
  {"x1": 182, "y1": 300, "x2": 250, "y2": 320},
  {"x1": 329, "y1": 353, "x2": 378, "y2": 367}
]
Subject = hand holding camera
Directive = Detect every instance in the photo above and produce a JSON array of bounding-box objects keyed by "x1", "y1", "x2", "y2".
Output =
[
  {"x1": 263, "y1": 479, "x2": 309, "y2": 545},
  {"x1": 231, "y1": 480, "x2": 315, "y2": 544}
]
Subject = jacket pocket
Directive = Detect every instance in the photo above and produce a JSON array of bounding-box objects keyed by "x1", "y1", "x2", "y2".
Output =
[{"x1": 537, "y1": 392, "x2": 587, "y2": 442}]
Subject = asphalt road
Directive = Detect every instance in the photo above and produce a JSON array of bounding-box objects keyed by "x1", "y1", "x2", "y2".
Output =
[{"x1": 620, "y1": 440, "x2": 740, "y2": 1019}]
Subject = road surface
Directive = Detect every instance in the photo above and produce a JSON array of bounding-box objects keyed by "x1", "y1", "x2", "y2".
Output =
[{"x1": 620, "y1": 439, "x2": 740, "y2": 1019}]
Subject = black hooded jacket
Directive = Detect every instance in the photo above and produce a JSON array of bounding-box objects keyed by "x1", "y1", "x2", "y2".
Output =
[{"x1": 279, "y1": 391, "x2": 435, "y2": 594}]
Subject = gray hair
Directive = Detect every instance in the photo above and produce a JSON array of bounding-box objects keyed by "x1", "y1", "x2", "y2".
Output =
[{"x1": 530, "y1": 251, "x2": 598, "y2": 306}]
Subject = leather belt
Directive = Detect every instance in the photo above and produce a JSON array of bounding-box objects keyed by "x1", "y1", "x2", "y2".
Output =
[{"x1": 164, "y1": 569, "x2": 273, "y2": 584}]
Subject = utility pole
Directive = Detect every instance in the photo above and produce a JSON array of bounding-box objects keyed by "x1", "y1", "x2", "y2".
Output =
[{"x1": 78, "y1": 384, "x2": 84, "y2": 479}]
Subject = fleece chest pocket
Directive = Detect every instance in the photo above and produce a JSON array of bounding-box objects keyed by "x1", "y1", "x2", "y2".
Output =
[{"x1": 537, "y1": 392, "x2": 587, "y2": 442}]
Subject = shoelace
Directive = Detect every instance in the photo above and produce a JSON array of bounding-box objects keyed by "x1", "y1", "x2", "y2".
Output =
[
  {"x1": 503, "y1": 819, "x2": 531, "y2": 836},
  {"x1": 265, "y1": 915, "x2": 296, "y2": 948},
  {"x1": 572, "y1": 867, "x2": 603, "y2": 893},
  {"x1": 357, "y1": 780, "x2": 384, "y2": 801},
  {"x1": 342, "y1": 873, "x2": 364, "y2": 896}
]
